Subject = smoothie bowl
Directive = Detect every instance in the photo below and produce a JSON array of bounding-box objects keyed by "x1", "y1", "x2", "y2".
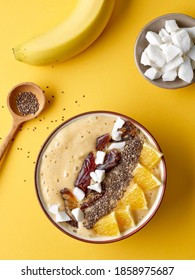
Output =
[{"x1": 35, "y1": 111, "x2": 167, "y2": 243}]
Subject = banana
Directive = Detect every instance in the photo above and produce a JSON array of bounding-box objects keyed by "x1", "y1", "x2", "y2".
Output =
[{"x1": 13, "y1": 0, "x2": 115, "y2": 66}]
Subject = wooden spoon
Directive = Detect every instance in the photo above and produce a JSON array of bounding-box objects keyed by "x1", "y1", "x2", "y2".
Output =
[{"x1": 0, "y1": 82, "x2": 46, "y2": 161}]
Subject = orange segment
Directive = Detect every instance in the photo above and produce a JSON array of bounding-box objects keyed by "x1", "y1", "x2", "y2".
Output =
[
  {"x1": 116, "y1": 183, "x2": 147, "y2": 210},
  {"x1": 139, "y1": 142, "x2": 163, "y2": 169},
  {"x1": 93, "y1": 212, "x2": 120, "y2": 236},
  {"x1": 115, "y1": 206, "x2": 135, "y2": 232},
  {"x1": 128, "y1": 184, "x2": 148, "y2": 210},
  {"x1": 133, "y1": 163, "x2": 161, "y2": 190}
]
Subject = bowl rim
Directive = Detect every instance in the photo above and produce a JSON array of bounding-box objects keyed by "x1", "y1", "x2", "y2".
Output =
[
  {"x1": 34, "y1": 110, "x2": 167, "y2": 244},
  {"x1": 134, "y1": 13, "x2": 195, "y2": 89}
]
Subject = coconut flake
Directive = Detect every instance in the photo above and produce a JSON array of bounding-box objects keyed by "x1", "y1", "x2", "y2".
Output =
[
  {"x1": 171, "y1": 29, "x2": 191, "y2": 54},
  {"x1": 162, "y1": 69, "x2": 177, "y2": 81},
  {"x1": 140, "y1": 50, "x2": 151, "y2": 66},
  {"x1": 56, "y1": 211, "x2": 71, "y2": 222},
  {"x1": 178, "y1": 57, "x2": 194, "y2": 83},
  {"x1": 162, "y1": 43, "x2": 181, "y2": 62},
  {"x1": 73, "y1": 187, "x2": 85, "y2": 201},
  {"x1": 112, "y1": 130, "x2": 122, "y2": 141},
  {"x1": 187, "y1": 45, "x2": 195, "y2": 61},
  {"x1": 95, "y1": 169, "x2": 105, "y2": 183},
  {"x1": 165, "y1": 20, "x2": 179, "y2": 33},
  {"x1": 144, "y1": 67, "x2": 162, "y2": 80},
  {"x1": 161, "y1": 55, "x2": 183, "y2": 72},
  {"x1": 146, "y1": 31, "x2": 162, "y2": 45},
  {"x1": 108, "y1": 141, "x2": 126, "y2": 150},
  {"x1": 184, "y1": 27, "x2": 195, "y2": 39},
  {"x1": 48, "y1": 204, "x2": 60, "y2": 215},
  {"x1": 95, "y1": 151, "x2": 106, "y2": 165},
  {"x1": 90, "y1": 170, "x2": 105, "y2": 183},
  {"x1": 87, "y1": 182, "x2": 102, "y2": 193},
  {"x1": 111, "y1": 117, "x2": 125, "y2": 141},
  {"x1": 90, "y1": 171, "x2": 98, "y2": 182},
  {"x1": 146, "y1": 44, "x2": 166, "y2": 68},
  {"x1": 71, "y1": 208, "x2": 84, "y2": 222}
]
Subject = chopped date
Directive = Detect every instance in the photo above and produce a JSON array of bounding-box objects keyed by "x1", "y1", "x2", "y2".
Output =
[
  {"x1": 60, "y1": 187, "x2": 75, "y2": 199},
  {"x1": 96, "y1": 133, "x2": 111, "y2": 151},
  {"x1": 67, "y1": 219, "x2": 78, "y2": 228},
  {"x1": 96, "y1": 149, "x2": 121, "y2": 171},
  {"x1": 80, "y1": 192, "x2": 104, "y2": 210},
  {"x1": 74, "y1": 152, "x2": 96, "y2": 193},
  {"x1": 60, "y1": 187, "x2": 78, "y2": 225},
  {"x1": 119, "y1": 121, "x2": 138, "y2": 140},
  {"x1": 60, "y1": 188, "x2": 78, "y2": 209}
]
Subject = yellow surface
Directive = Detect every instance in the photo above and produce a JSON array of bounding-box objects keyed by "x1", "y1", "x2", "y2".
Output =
[{"x1": 0, "y1": 0, "x2": 195, "y2": 260}]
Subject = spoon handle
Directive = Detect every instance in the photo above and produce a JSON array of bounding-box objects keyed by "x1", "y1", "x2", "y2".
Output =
[{"x1": 0, "y1": 121, "x2": 21, "y2": 162}]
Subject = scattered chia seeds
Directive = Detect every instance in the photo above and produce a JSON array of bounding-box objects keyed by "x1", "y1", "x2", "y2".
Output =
[{"x1": 16, "y1": 92, "x2": 39, "y2": 116}]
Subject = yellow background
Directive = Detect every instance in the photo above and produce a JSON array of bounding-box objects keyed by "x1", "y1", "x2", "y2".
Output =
[{"x1": 0, "y1": 0, "x2": 195, "y2": 260}]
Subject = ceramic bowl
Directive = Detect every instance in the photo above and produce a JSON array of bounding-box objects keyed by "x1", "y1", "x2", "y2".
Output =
[
  {"x1": 134, "y1": 13, "x2": 195, "y2": 89},
  {"x1": 35, "y1": 111, "x2": 167, "y2": 243}
]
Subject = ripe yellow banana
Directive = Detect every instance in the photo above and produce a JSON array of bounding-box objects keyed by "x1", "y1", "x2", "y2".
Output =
[{"x1": 13, "y1": 0, "x2": 115, "y2": 66}]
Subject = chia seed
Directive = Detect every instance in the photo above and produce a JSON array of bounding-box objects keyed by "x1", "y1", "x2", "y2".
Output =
[
  {"x1": 16, "y1": 92, "x2": 39, "y2": 116},
  {"x1": 82, "y1": 135, "x2": 143, "y2": 229}
]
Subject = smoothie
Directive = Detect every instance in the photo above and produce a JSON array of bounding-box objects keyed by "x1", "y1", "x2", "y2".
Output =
[{"x1": 36, "y1": 112, "x2": 165, "y2": 242}]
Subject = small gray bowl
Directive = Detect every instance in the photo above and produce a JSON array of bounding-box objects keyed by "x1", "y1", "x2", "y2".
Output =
[{"x1": 134, "y1": 13, "x2": 195, "y2": 89}]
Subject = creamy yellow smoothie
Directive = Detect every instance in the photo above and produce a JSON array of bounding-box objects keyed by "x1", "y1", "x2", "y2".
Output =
[
  {"x1": 40, "y1": 115, "x2": 115, "y2": 207},
  {"x1": 36, "y1": 112, "x2": 165, "y2": 242}
]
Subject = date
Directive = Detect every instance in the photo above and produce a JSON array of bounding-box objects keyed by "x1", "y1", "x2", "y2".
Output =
[
  {"x1": 96, "y1": 133, "x2": 111, "y2": 151},
  {"x1": 96, "y1": 149, "x2": 121, "y2": 171},
  {"x1": 74, "y1": 152, "x2": 96, "y2": 193}
]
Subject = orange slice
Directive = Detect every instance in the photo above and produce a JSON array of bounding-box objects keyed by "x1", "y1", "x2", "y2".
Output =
[
  {"x1": 139, "y1": 142, "x2": 162, "y2": 169},
  {"x1": 115, "y1": 206, "x2": 135, "y2": 232},
  {"x1": 116, "y1": 183, "x2": 147, "y2": 210},
  {"x1": 128, "y1": 184, "x2": 148, "y2": 210},
  {"x1": 93, "y1": 212, "x2": 120, "y2": 236},
  {"x1": 133, "y1": 163, "x2": 161, "y2": 190}
]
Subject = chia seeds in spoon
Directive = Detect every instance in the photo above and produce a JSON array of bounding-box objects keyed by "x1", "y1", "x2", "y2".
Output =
[{"x1": 16, "y1": 92, "x2": 39, "y2": 116}]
